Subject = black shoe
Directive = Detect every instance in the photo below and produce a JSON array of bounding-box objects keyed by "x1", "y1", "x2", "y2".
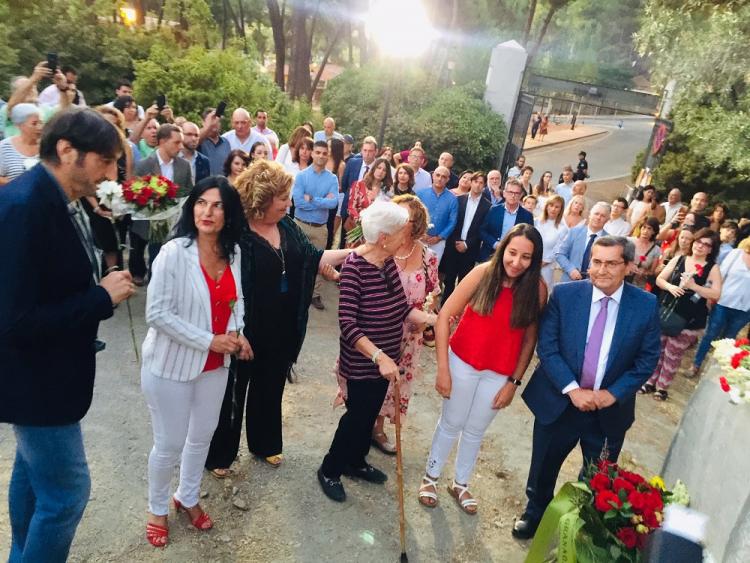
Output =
[
  {"x1": 317, "y1": 467, "x2": 346, "y2": 502},
  {"x1": 94, "y1": 339, "x2": 106, "y2": 354},
  {"x1": 512, "y1": 514, "x2": 539, "y2": 540},
  {"x1": 343, "y1": 463, "x2": 388, "y2": 484},
  {"x1": 311, "y1": 296, "x2": 325, "y2": 310}
]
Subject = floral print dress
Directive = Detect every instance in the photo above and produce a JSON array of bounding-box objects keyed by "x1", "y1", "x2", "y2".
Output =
[{"x1": 334, "y1": 244, "x2": 439, "y2": 422}]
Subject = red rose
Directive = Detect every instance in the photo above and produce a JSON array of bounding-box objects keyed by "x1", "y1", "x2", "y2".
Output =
[
  {"x1": 644, "y1": 490, "x2": 664, "y2": 512},
  {"x1": 620, "y1": 470, "x2": 646, "y2": 486},
  {"x1": 731, "y1": 350, "x2": 749, "y2": 369},
  {"x1": 628, "y1": 490, "x2": 647, "y2": 511},
  {"x1": 613, "y1": 477, "x2": 635, "y2": 493},
  {"x1": 639, "y1": 255, "x2": 646, "y2": 262},
  {"x1": 123, "y1": 188, "x2": 135, "y2": 202},
  {"x1": 597, "y1": 459, "x2": 617, "y2": 472},
  {"x1": 594, "y1": 490, "x2": 622, "y2": 512},
  {"x1": 141, "y1": 186, "x2": 154, "y2": 199},
  {"x1": 736, "y1": 338, "x2": 750, "y2": 347},
  {"x1": 167, "y1": 185, "x2": 177, "y2": 198},
  {"x1": 643, "y1": 509, "x2": 660, "y2": 528},
  {"x1": 694, "y1": 263, "x2": 704, "y2": 277},
  {"x1": 143, "y1": 175, "x2": 152, "y2": 183},
  {"x1": 590, "y1": 472, "x2": 611, "y2": 492},
  {"x1": 616, "y1": 527, "x2": 638, "y2": 549},
  {"x1": 720, "y1": 376, "x2": 731, "y2": 392}
]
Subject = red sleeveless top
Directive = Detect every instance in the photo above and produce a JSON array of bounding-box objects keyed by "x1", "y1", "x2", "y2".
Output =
[
  {"x1": 201, "y1": 265, "x2": 237, "y2": 372},
  {"x1": 449, "y1": 287, "x2": 525, "y2": 375}
]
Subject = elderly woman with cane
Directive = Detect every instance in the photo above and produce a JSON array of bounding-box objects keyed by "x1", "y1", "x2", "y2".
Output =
[
  {"x1": 318, "y1": 201, "x2": 437, "y2": 503},
  {"x1": 141, "y1": 177, "x2": 252, "y2": 547}
]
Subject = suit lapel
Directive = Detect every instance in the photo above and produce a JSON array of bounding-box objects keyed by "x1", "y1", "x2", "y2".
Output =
[
  {"x1": 574, "y1": 281, "x2": 594, "y2": 376},
  {"x1": 187, "y1": 243, "x2": 211, "y2": 321}
]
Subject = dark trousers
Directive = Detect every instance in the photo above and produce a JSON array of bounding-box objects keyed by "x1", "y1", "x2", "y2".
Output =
[
  {"x1": 523, "y1": 405, "x2": 625, "y2": 522},
  {"x1": 205, "y1": 351, "x2": 291, "y2": 469},
  {"x1": 321, "y1": 377, "x2": 389, "y2": 479},
  {"x1": 325, "y1": 208, "x2": 337, "y2": 249},
  {"x1": 440, "y1": 246, "x2": 475, "y2": 305},
  {"x1": 129, "y1": 231, "x2": 148, "y2": 278}
]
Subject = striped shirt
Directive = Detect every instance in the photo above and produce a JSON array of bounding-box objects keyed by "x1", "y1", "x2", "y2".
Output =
[
  {"x1": 0, "y1": 138, "x2": 39, "y2": 181},
  {"x1": 338, "y1": 253, "x2": 411, "y2": 380}
]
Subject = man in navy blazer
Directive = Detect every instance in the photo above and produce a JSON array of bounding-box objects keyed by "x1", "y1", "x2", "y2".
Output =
[
  {"x1": 555, "y1": 201, "x2": 610, "y2": 282},
  {"x1": 478, "y1": 177, "x2": 534, "y2": 262},
  {"x1": 0, "y1": 110, "x2": 135, "y2": 560},
  {"x1": 338, "y1": 136, "x2": 378, "y2": 246},
  {"x1": 512, "y1": 236, "x2": 661, "y2": 539}
]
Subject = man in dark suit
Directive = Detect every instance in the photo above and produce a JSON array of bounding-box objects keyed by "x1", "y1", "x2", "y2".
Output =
[
  {"x1": 512, "y1": 236, "x2": 661, "y2": 540},
  {"x1": 440, "y1": 171, "x2": 491, "y2": 304},
  {"x1": 0, "y1": 109, "x2": 135, "y2": 561},
  {"x1": 131, "y1": 123, "x2": 194, "y2": 282},
  {"x1": 478, "y1": 177, "x2": 534, "y2": 262},
  {"x1": 338, "y1": 135, "x2": 378, "y2": 248}
]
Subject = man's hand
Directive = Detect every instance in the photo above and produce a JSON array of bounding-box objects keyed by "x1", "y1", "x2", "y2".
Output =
[
  {"x1": 325, "y1": 192, "x2": 336, "y2": 199},
  {"x1": 455, "y1": 240, "x2": 468, "y2": 253},
  {"x1": 100, "y1": 270, "x2": 135, "y2": 305},
  {"x1": 31, "y1": 61, "x2": 52, "y2": 83},
  {"x1": 568, "y1": 388, "x2": 596, "y2": 411},
  {"x1": 569, "y1": 269, "x2": 583, "y2": 281},
  {"x1": 423, "y1": 235, "x2": 440, "y2": 246},
  {"x1": 594, "y1": 390, "x2": 617, "y2": 409},
  {"x1": 145, "y1": 104, "x2": 160, "y2": 119},
  {"x1": 237, "y1": 334, "x2": 254, "y2": 361},
  {"x1": 160, "y1": 106, "x2": 174, "y2": 123},
  {"x1": 303, "y1": 194, "x2": 312, "y2": 202}
]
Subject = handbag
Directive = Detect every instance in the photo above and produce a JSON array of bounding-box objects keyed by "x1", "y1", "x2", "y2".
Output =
[{"x1": 658, "y1": 302, "x2": 687, "y2": 336}]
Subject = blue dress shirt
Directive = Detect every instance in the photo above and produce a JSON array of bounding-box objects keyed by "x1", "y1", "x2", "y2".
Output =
[
  {"x1": 416, "y1": 186, "x2": 458, "y2": 240},
  {"x1": 292, "y1": 165, "x2": 339, "y2": 224}
]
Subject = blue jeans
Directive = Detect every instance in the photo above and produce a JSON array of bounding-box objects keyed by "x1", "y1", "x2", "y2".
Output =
[
  {"x1": 8, "y1": 423, "x2": 91, "y2": 563},
  {"x1": 694, "y1": 304, "x2": 750, "y2": 368}
]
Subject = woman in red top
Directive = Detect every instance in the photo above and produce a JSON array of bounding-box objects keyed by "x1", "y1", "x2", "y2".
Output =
[{"x1": 418, "y1": 224, "x2": 546, "y2": 514}]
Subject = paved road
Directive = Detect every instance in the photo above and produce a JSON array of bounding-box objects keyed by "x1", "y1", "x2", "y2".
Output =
[{"x1": 524, "y1": 116, "x2": 654, "y2": 181}]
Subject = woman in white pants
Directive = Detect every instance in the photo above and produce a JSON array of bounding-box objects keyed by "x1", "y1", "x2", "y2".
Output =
[
  {"x1": 419, "y1": 224, "x2": 546, "y2": 514},
  {"x1": 141, "y1": 176, "x2": 252, "y2": 547},
  {"x1": 535, "y1": 195, "x2": 567, "y2": 289}
]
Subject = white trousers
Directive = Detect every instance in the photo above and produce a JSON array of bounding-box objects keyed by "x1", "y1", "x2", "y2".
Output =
[
  {"x1": 429, "y1": 239, "x2": 447, "y2": 264},
  {"x1": 425, "y1": 349, "x2": 508, "y2": 485},
  {"x1": 141, "y1": 367, "x2": 228, "y2": 515}
]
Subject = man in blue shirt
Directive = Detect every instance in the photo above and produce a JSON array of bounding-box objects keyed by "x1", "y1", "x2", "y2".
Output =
[
  {"x1": 416, "y1": 166, "x2": 458, "y2": 264},
  {"x1": 293, "y1": 140, "x2": 339, "y2": 309},
  {"x1": 555, "y1": 165, "x2": 575, "y2": 206},
  {"x1": 198, "y1": 107, "x2": 231, "y2": 176}
]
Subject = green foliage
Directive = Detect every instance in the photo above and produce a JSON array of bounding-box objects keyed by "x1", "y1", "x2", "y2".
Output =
[
  {"x1": 635, "y1": 0, "x2": 750, "y2": 198},
  {"x1": 321, "y1": 67, "x2": 506, "y2": 171},
  {"x1": 133, "y1": 44, "x2": 311, "y2": 141}
]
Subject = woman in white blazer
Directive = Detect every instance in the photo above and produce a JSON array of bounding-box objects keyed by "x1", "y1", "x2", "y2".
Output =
[{"x1": 142, "y1": 176, "x2": 252, "y2": 548}]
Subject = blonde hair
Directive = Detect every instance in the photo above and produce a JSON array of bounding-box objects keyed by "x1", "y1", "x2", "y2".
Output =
[
  {"x1": 234, "y1": 160, "x2": 293, "y2": 221},
  {"x1": 564, "y1": 194, "x2": 587, "y2": 218},
  {"x1": 541, "y1": 195, "x2": 565, "y2": 227},
  {"x1": 95, "y1": 105, "x2": 125, "y2": 133},
  {"x1": 392, "y1": 194, "x2": 429, "y2": 240},
  {"x1": 739, "y1": 237, "x2": 750, "y2": 253}
]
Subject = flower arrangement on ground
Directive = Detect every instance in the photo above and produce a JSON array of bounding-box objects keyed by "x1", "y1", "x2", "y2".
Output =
[
  {"x1": 711, "y1": 337, "x2": 750, "y2": 404},
  {"x1": 526, "y1": 449, "x2": 688, "y2": 563}
]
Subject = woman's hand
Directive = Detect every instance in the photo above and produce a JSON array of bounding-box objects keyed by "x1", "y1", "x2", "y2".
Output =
[
  {"x1": 377, "y1": 354, "x2": 400, "y2": 382},
  {"x1": 492, "y1": 383, "x2": 517, "y2": 409},
  {"x1": 237, "y1": 334, "x2": 254, "y2": 361},
  {"x1": 682, "y1": 275, "x2": 698, "y2": 291},
  {"x1": 210, "y1": 334, "x2": 240, "y2": 355},
  {"x1": 320, "y1": 263, "x2": 340, "y2": 282},
  {"x1": 666, "y1": 283, "x2": 685, "y2": 298},
  {"x1": 435, "y1": 367, "x2": 452, "y2": 399}
]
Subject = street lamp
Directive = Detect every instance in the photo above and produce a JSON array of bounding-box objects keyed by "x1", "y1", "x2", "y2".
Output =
[{"x1": 366, "y1": 0, "x2": 436, "y2": 146}]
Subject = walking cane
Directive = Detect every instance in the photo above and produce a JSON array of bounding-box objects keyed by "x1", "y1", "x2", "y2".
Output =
[{"x1": 394, "y1": 372, "x2": 408, "y2": 562}]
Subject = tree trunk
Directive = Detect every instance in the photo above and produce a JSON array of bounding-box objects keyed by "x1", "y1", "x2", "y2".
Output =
[
  {"x1": 309, "y1": 23, "x2": 344, "y2": 103},
  {"x1": 523, "y1": 0, "x2": 538, "y2": 47},
  {"x1": 237, "y1": 0, "x2": 248, "y2": 53},
  {"x1": 157, "y1": 0, "x2": 166, "y2": 28},
  {"x1": 266, "y1": 0, "x2": 286, "y2": 90},
  {"x1": 134, "y1": 0, "x2": 146, "y2": 25},
  {"x1": 289, "y1": 5, "x2": 312, "y2": 99},
  {"x1": 527, "y1": 6, "x2": 557, "y2": 63},
  {"x1": 358, "y1": 21, "x2": 368, "y2": 65},
  {"x1": 347, "y1": 20, "x2": 353, "y2": 64},
  {"x1": 222, "y1": 0, "x2": 228, "y2": 49}
]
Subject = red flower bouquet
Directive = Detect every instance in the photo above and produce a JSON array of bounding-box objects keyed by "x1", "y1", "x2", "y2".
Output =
[
  {"x1": 122, "y1": 175, "x2": 182, "y2": 242},
  {"x1": 526, "y1": 448, "x2": 687, "y2": 563},
  {"x1": 711, "y1": 338, "x2": 750, "y2": 403}
]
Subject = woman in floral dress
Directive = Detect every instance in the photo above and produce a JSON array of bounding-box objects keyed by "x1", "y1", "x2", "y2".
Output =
[{"x1": 334, "y1": 194, "x2": 439, "y2": 454}]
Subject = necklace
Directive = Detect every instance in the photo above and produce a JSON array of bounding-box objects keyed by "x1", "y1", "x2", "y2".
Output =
[{"x1": 394, "y1": 242, "x2": 417, "y2": 261}]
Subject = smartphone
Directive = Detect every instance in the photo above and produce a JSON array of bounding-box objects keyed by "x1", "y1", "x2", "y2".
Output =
[
  {"x1": 155, "y1": 93, "x2": 166, "y2": 111},
  {"x1": 215, "y1": 101, "x2": 227, "y2": 118},
  {"x1": 47, "y1": 52, "x2": 58, "y2": 74}
]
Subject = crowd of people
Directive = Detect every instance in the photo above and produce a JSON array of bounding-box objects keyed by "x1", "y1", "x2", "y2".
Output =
[{"x1": 1, "y1": 60, "x2": 749, "y2": 559}]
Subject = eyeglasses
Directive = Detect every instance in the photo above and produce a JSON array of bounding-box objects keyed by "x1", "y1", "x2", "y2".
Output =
[
  {"x1": 694, "y1": 240, "x2": 713, "y2": 248},
  {"x1": 504, "y1": 190, "x2": 522, "y2": 197},
  {"x1": 590, "y1": 259, "x2": 625, "y2": 270}
]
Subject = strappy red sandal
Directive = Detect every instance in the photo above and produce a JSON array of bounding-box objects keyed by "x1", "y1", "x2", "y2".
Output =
[
  {"x1": 146, "y1": 521, "x2": 169, "y2": 547},
  {"x1": 173, "y1": 496, "x2": 213, "y2": 530}
]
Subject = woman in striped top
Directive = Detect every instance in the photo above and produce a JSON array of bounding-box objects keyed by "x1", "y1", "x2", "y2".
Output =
[
  {"x1": 0, "y1": 104, "x2": 42, "y2": 185},
  {"x1": 318, "y1": 201, "x2": 437, "y2": 503}
]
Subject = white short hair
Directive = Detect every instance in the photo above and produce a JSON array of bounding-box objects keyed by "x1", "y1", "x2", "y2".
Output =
[
  {"x1": 591, "y1": 201, "x2": 612, "y2": 215},
  {"x1": 360, "y1": 201, "x2": 409, "y2": 244}
]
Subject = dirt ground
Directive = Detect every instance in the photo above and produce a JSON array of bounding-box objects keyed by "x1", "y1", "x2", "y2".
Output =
[{"x1": 0, "y1": 270, "x2": 701, "y2": 562}]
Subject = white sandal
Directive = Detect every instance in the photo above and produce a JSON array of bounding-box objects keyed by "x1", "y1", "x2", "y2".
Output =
[
  {"x1": 448, "y1": 480, "x2": 478, "y2": 514},
  {"x1": 418, "y1": 475, "x2": 439, "y2": 507}
]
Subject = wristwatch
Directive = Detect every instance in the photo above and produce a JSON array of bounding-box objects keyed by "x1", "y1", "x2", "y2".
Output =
[{"x1": 508, "y1": 377, "x2": 523, "y2": 387}]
